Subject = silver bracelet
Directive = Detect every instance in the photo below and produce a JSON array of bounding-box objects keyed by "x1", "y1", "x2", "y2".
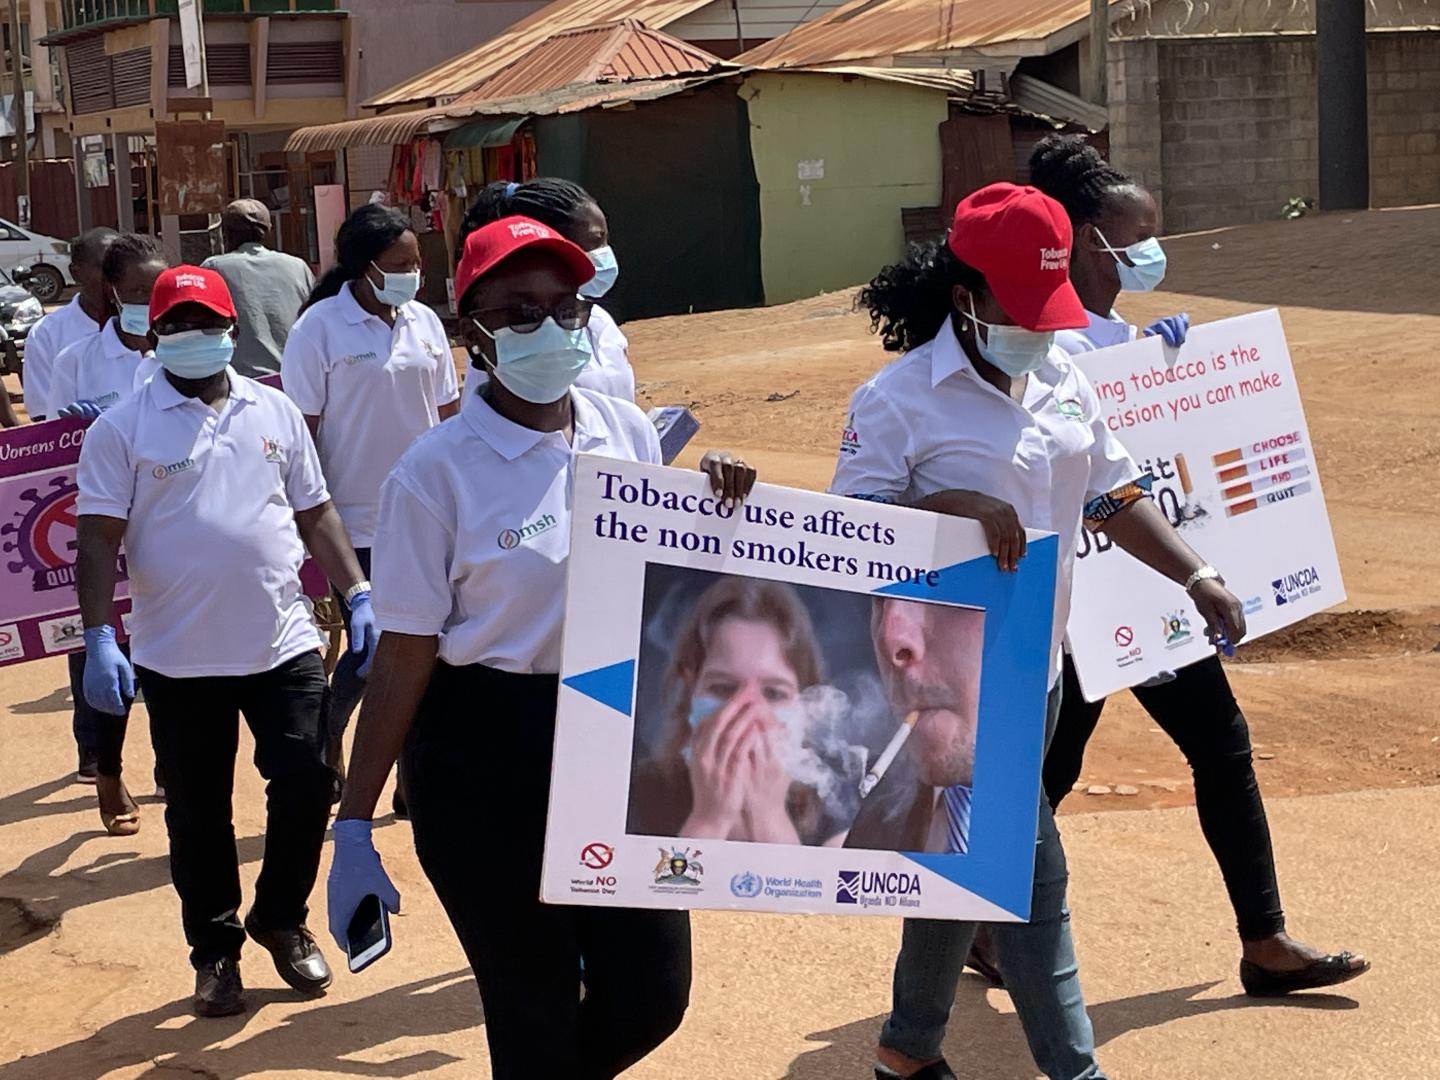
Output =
[
  {"x1": 1184, "y1": 565, "x2": 1222, "y2": 593},
  {"x1": 343, "y1": 580, "x2": 372, "y2": 603}
]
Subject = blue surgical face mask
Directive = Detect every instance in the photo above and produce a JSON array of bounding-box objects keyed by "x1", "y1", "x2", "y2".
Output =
[
  {"x1": 154, "y1": 328, "x2": 235, "y2": 379},
  {"x1": 475, "y1": 316, "x2": 592, "y2": 404},
  {"x1": 115, "y1": 296, "x2": 151, "y2": 337},
  {"x1": 580, "y1": 246, "x2": 619, "y2": 299},
  {"x1": 1096, "y1": 229, "x2": 1168, "y2": 292},
  {"x1": 369, "y1": 262, "x2": 421, "y2": 307},
  {"x1": 963, "y1": 297, "x2": 1054, "y2": 377}
]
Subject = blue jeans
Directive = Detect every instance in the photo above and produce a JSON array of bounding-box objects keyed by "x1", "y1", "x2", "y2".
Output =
[
  {"x1": 880, "y1": 683, "x2": 1106, "y2": 1080},
  {"x1": 325, "y1": 547, "x2": 370, "y2": 748}
]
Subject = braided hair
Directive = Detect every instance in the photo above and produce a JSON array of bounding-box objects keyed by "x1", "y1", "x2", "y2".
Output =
[
  {"x1": 1028, "y1": 134, "x2": 1136, "y2": 227},
  {"x1": 457, "y1": 178, "x2": 596, "y2": 262},
  {"x1": 855, "y1": 239, "x2": 986, "y2": 355}
]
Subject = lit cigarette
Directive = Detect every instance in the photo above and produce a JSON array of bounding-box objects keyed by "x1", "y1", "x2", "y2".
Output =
[
  {"x1": 1175, "y1": 453, "x2": 1194, "y2": 498},
  {"x1": 859, "y1": 711, "x2": 918, "y2": 799}
]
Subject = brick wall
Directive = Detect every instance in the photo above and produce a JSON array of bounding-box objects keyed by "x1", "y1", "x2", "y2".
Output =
[{"x1": 1109, "y1": 30, "x2": 1440, "y2": 232}]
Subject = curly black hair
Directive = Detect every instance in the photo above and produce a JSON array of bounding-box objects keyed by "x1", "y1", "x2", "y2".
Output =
[
  {"x1": 100, "y1": 232, "x2": 165, "y2": 285},
  {"x1": 1028, "y1": 134, "x2": 1136, "y2": 227},
  {"x1": 457, "y1": 178, "x2": 596, "y2": 264},
  {"x1": 855, "y1": 239, "x2": 986, "y2": 354}
]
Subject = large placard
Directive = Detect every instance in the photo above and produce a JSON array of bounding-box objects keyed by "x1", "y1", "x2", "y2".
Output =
[
  {"x1": 542, "y1": 456, "x2": 1059, "y2": 922},
  {"x1": 1067, "y1": 309, "x2": 1345, "y2": 700}
]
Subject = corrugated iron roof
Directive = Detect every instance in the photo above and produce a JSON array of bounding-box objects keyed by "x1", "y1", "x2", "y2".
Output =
[
  {"x1": 365, "y1": 0, "x2": 717, "y2": 108},
  {"x1": 460, "y1": 19, "x2": 723, "y2": 103},
  {"x1": 287, "y1": 74, "x2": 731, "y2": 152},
  {"x1": 736, "y1": 0, "x2": 1111, "y2": 69}
]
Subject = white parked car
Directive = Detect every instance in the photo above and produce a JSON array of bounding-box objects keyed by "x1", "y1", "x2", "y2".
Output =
[{"x1": 0, "y1": 218, "x2": 74, "y2": 302}]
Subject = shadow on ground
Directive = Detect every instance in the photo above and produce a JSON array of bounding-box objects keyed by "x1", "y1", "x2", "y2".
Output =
[
  {"x1": 784, "y1": 975, "x2": 1359, "y2": 1079},
  {"x1": 0, "y1": 971, "x2": 478, "y2": 1079}
]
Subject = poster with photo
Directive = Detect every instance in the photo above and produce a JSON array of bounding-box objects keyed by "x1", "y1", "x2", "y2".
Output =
[
  {"x1": 541, "y1": 456, "x2": 1060, "y2": 922},
  {"x1": 1066, "y1": 309, "x2": 1345, "y2": 701}
]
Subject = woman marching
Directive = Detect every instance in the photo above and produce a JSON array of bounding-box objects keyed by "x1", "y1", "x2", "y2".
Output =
[
  {"x1": 281, "y1": 204, "x2": 461, "y2": 805},
  {"x1": 325, "y1": 215, "x2": 755, "y2": 1078},
  {"x1": 460, "y1": 179, "x2": 636, "y2": 402},
  {"x1": 1022, "y1": 132, "x2": 1369, "y2": 996},
  {"x1": 832, "y1": 181, "x2": 1254, "y2": 1080}
]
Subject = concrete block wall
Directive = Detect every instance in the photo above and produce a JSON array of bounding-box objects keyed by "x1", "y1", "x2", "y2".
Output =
[
  {"x1": 1108, "y1": 30, "x2": 1440, "y2": 232},
  {"x1": 1368, "y1": 32, "x2": 1440, "y2": 207}
]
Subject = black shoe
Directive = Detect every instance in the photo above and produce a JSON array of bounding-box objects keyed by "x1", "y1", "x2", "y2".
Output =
[
  {"x1": 244, "y1": 912, "x2": 332, "y2": 995},
  {"x1": 876, "y1": 1061, "x2": 957, "y2": 1080},
  {"x1": 1240, "y1": 952, "x2": 1371, "y2": 997},
  {"x1": 194, "y1": 957, "x2": 245, "y2": 1017}
]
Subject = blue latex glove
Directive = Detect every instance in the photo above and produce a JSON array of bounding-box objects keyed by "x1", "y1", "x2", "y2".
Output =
[
  {"x1": 59, "y1": 399, "x2": 103, "y2": 420},
  {"x1": 347, "y1": 591, "x2": 378, "y2": 678},
  {"x1": 1143, "y1": 313, "x2": 1189, "y2": 347},
  {"x1": 327, "y1": 818, "x2": 402, "y2": 955},
  {"x1": 82, "y1": 625, "x2": 134, "y2": 715}
]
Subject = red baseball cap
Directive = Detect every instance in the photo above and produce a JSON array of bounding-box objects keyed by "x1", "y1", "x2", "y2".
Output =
[
  {"x1": 948, "y1": 183, "x2": 1086, "y2": 332},
  {"x1": 149, "y1": 265, "x2": 237, "y2": 323},
  {"x1": 454, "y1": 216, "x2": 595, "y2": 307}
]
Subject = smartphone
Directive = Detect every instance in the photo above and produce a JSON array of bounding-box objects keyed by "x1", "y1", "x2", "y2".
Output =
[{"x1": 346, "y1": 893, "x2": 392, "y2": 973}]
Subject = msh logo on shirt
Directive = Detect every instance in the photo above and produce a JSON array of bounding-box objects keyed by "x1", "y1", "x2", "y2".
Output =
[
  {"x1": 341, "y1": 351, "x2": 380, "y2": 366},
  {"x1": 260, "y1": 437, "x2": 284, "y2": 463},
  {"x1": 498, "y1": 512, "x2": 558, "y2": 550},
  {"x1": 151, "y1": 458, "x2": 196, "y2": 480}
]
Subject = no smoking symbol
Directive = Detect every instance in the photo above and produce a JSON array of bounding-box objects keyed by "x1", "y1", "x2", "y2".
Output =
[
  {"x1": 1114, "y1": 626, "x2": 1134, "y2": 647},
  {"x1": 580, "y1": 842, "x2": 614, "y2": 870}
]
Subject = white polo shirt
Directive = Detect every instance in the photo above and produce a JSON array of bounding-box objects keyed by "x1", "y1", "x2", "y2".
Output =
[
  {"x1": 49, "y1": 319, "x2": 161, "y2": 416},
  {"x1": 829, "y1": 318, "x2": 1141, "y2": 684},
  {"x1": 76, "y1": 371, "x2": 329, "y2": 678},
  {"x1": 24, "y1": 296, "x2": 107, "y2": 418},
  {"x1": 579, "y1": 304, "x2": 636, "y2": 402},
  {"x1": 281, "y1": 283, "x2": 460, "y2": 548},
  {"x1": 373, "y1": 386, "x2": 661, "y2": 673},
  {"x1": 1054, "y1": 308, "x2": 1138, "y2": 354}
]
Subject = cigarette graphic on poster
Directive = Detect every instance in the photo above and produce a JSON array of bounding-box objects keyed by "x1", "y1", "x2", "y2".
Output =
[{"x1": 1066, "y1": 309, "x2": 1344, "y2": 701}]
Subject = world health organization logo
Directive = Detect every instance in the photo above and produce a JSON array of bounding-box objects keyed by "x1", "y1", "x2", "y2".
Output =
[{"x1": 729, "y1": 871, "x2": 763, "y2": 899}]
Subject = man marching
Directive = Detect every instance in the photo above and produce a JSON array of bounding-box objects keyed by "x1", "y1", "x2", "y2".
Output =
[{"x1": 74, "y1": 266, "x2": 377, "y2": 1017}]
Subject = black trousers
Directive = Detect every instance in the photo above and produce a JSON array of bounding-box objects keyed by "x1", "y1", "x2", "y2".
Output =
[
  {"x1": 1046, "y1": 654, "x2": 1286, "y2": 941},
  {"x1": 68, "y1": 645, "x2": 132, "y2": 776},
  {"x1": 401, "y1": 661, "x2": 691, "y2": 1080},
  {"x1": 139, "y1": 650, "x2": 333, "y2": 968}
]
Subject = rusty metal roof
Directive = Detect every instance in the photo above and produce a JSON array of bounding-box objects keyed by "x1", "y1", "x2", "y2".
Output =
[
  {"x1": 459, "y1": 19, "x2": 723, "y2": 103},
  {"x1": 365, "y1": 0, "x2": 717, "y2": 108},
  {"x1": 737, "y1": 0, "x2": 1107, "y2": 69},
  {"x1": 287, "y1": 73, "x2": 732, "y2": 152}
]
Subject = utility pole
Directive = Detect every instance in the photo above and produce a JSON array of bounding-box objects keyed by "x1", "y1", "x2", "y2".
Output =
[
  {"x1": 1090, "y1": 0, "x2": 1108, "y2": 106},
  {"x1": 1316, "y1": 0, "x2": 1368, "y2": 210},
  {"x1": 7, "y1": 0, "x2": 28, "y2": 223}
]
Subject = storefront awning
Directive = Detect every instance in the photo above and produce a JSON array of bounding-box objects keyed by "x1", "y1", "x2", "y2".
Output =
[
  {"x1": 286, "y1": 108, "x2": 451, "y2": 153},
  {"x1": 443, "y1": 116, "x2": 529, "y2": 150}
]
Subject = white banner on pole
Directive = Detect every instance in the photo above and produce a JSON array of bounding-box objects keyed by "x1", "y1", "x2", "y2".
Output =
[
  {"x1": 178, "y1": 0, "x2": 204, "y2": 90},
  {"x1": 541, "y1": 456, "x2": 1061, "y2": 921},
  {"x1": 1066, "y1": 309, "x2": 1345, "y2": 701}
]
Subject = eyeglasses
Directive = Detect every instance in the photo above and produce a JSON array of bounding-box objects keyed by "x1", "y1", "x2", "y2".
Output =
[
  {"x1": 152, "y1": 322, "x2": 232, "y2": 336},
  {"x1": 467, "y1": 298, "x2": 593, "y2": 334}
]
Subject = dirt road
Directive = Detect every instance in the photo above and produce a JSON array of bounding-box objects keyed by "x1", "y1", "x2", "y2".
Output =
[{"x1": 1, "y1": 206, "x2": 1437, "y2": 1078}]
